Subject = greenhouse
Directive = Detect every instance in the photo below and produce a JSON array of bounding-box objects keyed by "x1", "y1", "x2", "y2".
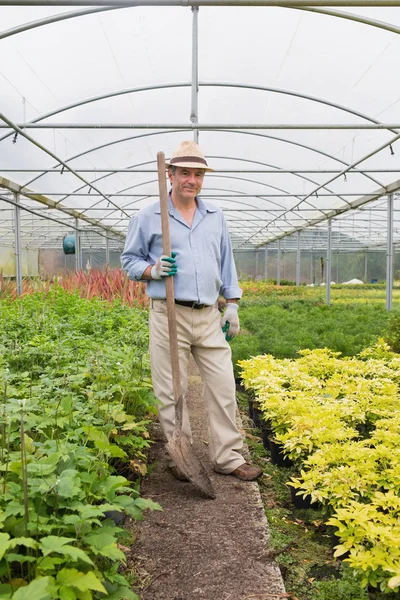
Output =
[{"x1": 2, "y1": 2, "x2": 400, "y2": 599}]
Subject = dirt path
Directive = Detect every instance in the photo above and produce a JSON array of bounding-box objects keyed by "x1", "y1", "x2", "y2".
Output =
[{"x1": 131, "y1": 359, "x2": 286, "y2": 600}]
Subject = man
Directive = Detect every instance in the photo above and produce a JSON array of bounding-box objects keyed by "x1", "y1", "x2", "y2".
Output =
[{"x1": 121, "y1": 140, "x2": 262, "y2": 482}]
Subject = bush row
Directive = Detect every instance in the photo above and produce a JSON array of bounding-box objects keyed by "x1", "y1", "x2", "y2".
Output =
[
  {"x1": 0, "y1": 289, "x2": 160, "y2": 599},
  {"x1": 240, "y1": 341, "x2": 400, "y2": 594}
]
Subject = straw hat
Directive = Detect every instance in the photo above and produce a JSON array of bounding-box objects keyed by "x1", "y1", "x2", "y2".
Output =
[{"x1": 165, "y1": 140, "x2": 214, "y2": 172}]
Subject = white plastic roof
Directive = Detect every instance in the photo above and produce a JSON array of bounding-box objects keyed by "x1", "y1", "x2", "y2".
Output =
[{"x1": 2, "y1": 2, "x2": 400, "y2": 250}]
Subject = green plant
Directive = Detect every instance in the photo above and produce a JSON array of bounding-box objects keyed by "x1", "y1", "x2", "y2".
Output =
[
  {"x1": 328, "y1": 492, "x2": 400, "y2": 593},
  {"x1": 310, "y1": 564, "x2": 369, "y2": 599},
  {"x1": 0, "y1": 289, "x2": 161, "y2": 597}
]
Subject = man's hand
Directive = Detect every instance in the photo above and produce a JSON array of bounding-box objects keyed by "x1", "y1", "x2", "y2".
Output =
[
  {"x1": 221, "y1": 303, "x2": 240, "y2": 340},
  {"x1": 150, "y1": 252, "x2": 177, "y2": 280}
]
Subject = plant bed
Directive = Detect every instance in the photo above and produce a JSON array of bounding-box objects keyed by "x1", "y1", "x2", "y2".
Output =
[
  {"x1": 236, "y1": 388, "x2": 395, "y2": 600},
  {"x1": 0, "y1": 290, "x2": 161, "y2": 598}
]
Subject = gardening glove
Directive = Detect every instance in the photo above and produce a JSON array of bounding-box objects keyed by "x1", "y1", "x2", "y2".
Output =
[
  {"x1": 150, "y1": 252, "x2": 177, "y2": 280},
  {"x1": 221, "y1": 303, "x2": 240, "y2": 341}
]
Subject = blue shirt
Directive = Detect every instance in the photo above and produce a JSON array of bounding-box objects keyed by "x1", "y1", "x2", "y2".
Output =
[{"x1": 120, "y1": 194, "x2": 242, "y2": 305}]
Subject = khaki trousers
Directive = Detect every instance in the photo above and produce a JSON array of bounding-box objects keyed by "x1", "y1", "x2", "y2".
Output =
[{"x1": 149, "y1": 299, "x2": 245, "y2": 474}]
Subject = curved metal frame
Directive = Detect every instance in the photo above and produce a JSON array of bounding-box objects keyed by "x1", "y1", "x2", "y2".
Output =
[
  {"x1": 29, "y1": 127, "x2": 374, "y2": 213},
  {"x1": 1, "y1": 3, "x2": 400, "y2": 253}
]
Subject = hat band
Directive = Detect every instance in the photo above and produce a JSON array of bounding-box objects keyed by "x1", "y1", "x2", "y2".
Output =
[{"x1": 169, "y1": 156, "x2": 208, "y2": 166}]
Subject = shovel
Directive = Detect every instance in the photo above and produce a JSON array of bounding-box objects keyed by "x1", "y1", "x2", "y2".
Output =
[{"x1": 156, "y1": 151, "x2": 216, "y2": 500}]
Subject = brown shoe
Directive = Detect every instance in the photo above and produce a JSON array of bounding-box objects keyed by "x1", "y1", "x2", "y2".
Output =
[
  {"x1": 230, "y1": 463, "x2": 263, "y2": 481},
  {"x1": 170, "y1": 466, "x2": 189, "y2": 482}
]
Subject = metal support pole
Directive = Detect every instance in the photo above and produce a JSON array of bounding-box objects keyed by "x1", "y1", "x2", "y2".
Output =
[
  {"x1": 255, "y1": 249, "x2": 259, "y2": 279},
  {"x1": 105, "y1": 234, "x2": 110, "y2": 266},
  {"x1": 191, "y1": 7, "x2": 199, "y2": 143},
  {"x1": 264, "y1": 246, "x2": 268, "y2": 280},
  {"x1": 277, "y1": 239, "x2": 281, "y2": 285},
  {"x1": 310, "y1": 250, "x2": 313, "y2": 284},
  {"x1": 75, "y1": 217, "x2": 81, "y2": 272},
  {"x1": 336, "y1": 250, "x2": 339, "y2": 283},
  {"x1": 326, "y1": 218, "x2": 332, "y2": 306},
  {"x1": 386, "y1": 194, "x2": 394, "y2": 310},
  {"x1": 14, "y1": 193, "x2": 22, "y2": 296},
  {"x1": 296, "y1": 230, "x2": 301, "y2": 286},
  {"x1": 364, "y1": 252, "x2": 368, "y2": 282}
]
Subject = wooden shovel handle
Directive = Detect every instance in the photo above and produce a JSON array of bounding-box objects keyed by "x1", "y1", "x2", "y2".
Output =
[{"x1": 157, "y1": 152, "x2": 182, "y2": 420}]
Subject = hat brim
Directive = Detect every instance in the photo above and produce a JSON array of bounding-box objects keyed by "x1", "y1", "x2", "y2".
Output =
[{"x1": 165, "y1": 160, "x2": 214, "y2": 172}]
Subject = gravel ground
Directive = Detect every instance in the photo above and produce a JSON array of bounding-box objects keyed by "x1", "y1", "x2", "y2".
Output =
[{"x1": 130, "y1": 359, "x2": 286, "y2": 600}]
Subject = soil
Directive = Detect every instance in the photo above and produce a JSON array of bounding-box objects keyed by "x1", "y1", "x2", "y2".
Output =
[{"x1": 130, "y1": 359, "x2": 286, "y2": 600}]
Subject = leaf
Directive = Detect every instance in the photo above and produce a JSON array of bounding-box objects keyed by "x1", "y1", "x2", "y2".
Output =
[
  {"x1": 60, "y1": 396, "x2": 73, "y2": 415},
  {"x1": 0, "y1": 560, "x2": 8, "y2": 578},
  {"x1": 129, "y1": 460, "x2": 147, "y2": 476},
  {"x1": 12, "y1": 577, "x2": 53, "y2": 600},
  {"x1": 26, "y1": 454, "x2": 60, "y2": 476},
  {"x1": 57, "y1": 546, "x2": 93, "y2": 566},
  {"x1": 95, "y1": 545, "x2": 126, "y2": 561},
  {"x1": 388, "y1": 576, "x2": 400, "y2": 590},
  {"x1": 5, "y1": 554, "x2": 36, "y2": 564},
  {"x1": 83, "y1": 532, "x2": 116, "y2": 551},
  {"x1": 56, "y1": 569, "x2": 106, "y2": 594},
  {"x1": 37, "y1": 557, "x2": 65, "y2": 572},
  {"x1": 0, "y1": 584, "x2": 12, "y2": 595},
  {"x1": 107, "y1": 445, "x2": 127, "y2": 459},
  {"x1": 0, "y1": 583, "x2": 12, "y2": 600},
  {"x1": 77, "y1": 506, "x2": 107, "y2": 520},
  {"x1": 83, "y1": 428, "x2": 110, "y2": 450},
  {"x1": 39, "y1": 537, "x2": 73, "y2": 557},
  {"x1": 333, "y1": 544, "x2": 349, "y2": 558},
  {"x1": 105, "y1": 588, "x2": 139, "y2": 600},
  {"x1": 123, "y1": 505, "x2": 143, "y2": 521},
  {"x1": 134, "y1": 498, "x2": 162, "y2": 512},
  {"x1": 9, "y1": 537, "x2": 38, "y2": 550},
  {"x1": 39, "y1": 537, "x2": 92, "y2": 565},
  {"x1": 75, "y1": 592, "x2": 91, "y2": 600},
  {"x1": 58, "y1": 587, "x2": 76, "y2": 600},
  {"x1": 23, "y1": 435, "x2": 35, "y2": 455},
  {"x1": 0, "y1": 534, "x2": 11, "y2": 561},
  {"x1": 57, "y1": 470, "x2": 81, "y2": 498}
]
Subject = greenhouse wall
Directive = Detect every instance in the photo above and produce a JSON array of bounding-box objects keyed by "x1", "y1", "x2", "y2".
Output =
[
  {"x1": 233, "y1": 249, "x2": 400, "y2": 284},
  {"x1": 0, "y1": 245, "x2": 39, "y2": 277},
  {"x1": 38, "y1": 249, "x2": 123, "y2": 278},
  {"x1": 1, "y1": 246, "x2": 399, "y2": 285}
]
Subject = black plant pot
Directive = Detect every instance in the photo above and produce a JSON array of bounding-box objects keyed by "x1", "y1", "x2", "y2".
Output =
[
  {"x1": 269, "y1": 439, "x2": 293, "y2": 467},
  {"x1": 356, "y1": 422, "x2": 372, "y2": 439},
  {"x1": 261, "y1": 427, "x2": 270, "y2": 450},
  {"x1": 248, "y1": 399, "x2": 254, "y2": 421},
  {"x1": 261, "y1": 419, "x2": 273, "y2": 450},
  {"x1": 104, "y1": 510, "x2": 125, "y2": 525},
  {"x1": 253, "y1": 406, "x2": 263, "y2": 428},
  {"x1": 328, "y1": 527, "x2": 350, "y2": 558},
  {"x1": 289, "y1": 486, "x2": 313, "y2": 509}
]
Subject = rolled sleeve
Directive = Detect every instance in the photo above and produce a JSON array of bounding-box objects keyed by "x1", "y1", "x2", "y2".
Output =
[
  {"x1": 220, "y1": 284, "x2": 243, "y2": 299},
  {"x1": 121, "y1": 214, "x2": 152, "y2": 281},
  {"x1": 219, "y1": 215, "x2": 243, "y2": 300}
]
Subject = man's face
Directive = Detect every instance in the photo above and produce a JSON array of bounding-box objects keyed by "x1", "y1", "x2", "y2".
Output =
[{"x1": 168, "y1": 166, "x2": 205, "y2": 201}]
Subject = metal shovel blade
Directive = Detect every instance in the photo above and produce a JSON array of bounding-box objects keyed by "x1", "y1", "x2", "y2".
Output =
[{"x1": 166, "y1": 426, "x2": 216, "y2": 499}]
